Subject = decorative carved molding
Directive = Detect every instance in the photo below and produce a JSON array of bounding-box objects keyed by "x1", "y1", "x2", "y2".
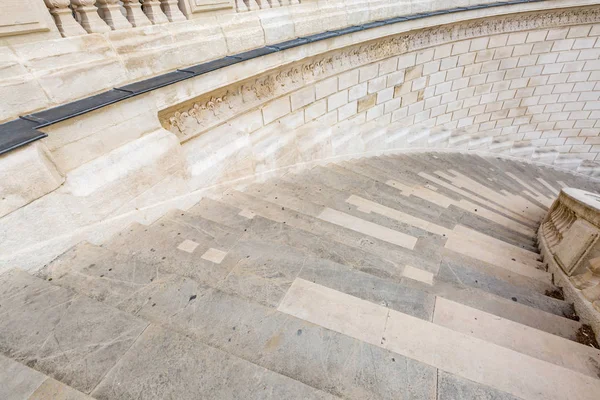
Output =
[{"x1": 161, "y1": 6, "x2": 600, "y2": 141}]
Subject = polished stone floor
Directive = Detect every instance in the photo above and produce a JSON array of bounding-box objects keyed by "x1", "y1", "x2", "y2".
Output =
[{"x1": 2, "y1": 152, "x2": 600, "y2": 399}]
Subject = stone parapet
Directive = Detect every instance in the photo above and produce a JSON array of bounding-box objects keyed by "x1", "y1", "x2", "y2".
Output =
[{"x1": 539, "y1": 188, "x2": 600, "y2": 342}]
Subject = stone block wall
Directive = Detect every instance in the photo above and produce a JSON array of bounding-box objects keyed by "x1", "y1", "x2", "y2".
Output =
[{"x1": 163, "y1": 8, "x2": 600, "y2": 185}]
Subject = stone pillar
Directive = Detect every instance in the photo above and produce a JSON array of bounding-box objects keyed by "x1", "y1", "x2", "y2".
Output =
[
  {"x1": 159, "y1": 0, "x2": 187, "y2": 22},
  {"x1": 122, "y1": 0, "x2": 152, "y2": 27},
  {"x1": 44, "y1": 0, "x2": 87, "y2": 37},
  {"x1": 141, "y1": 0, "x2": 169, "y2": 24},
  {"x1": 97, "y1": 0, "x2": 133, "y2": 30},
  {"x1": 70, "y1": 0, "x2": 111, "y2": 33}
]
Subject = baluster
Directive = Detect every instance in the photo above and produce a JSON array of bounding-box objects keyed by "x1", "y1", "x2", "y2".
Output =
[
  {"x1": 44, "y1": 0, "x2": 87, "y2": 37},
  {"x1": 71, "y1": 0, "x2": 112, "y2": 33},
  {"x1": 290, "y1": 0, "x2": 299, "y2": 4},
  {"x1": 247, "y1": 0, "x2": 260, "y2": 11},
  {"x1": 256, "y1": 0, "x2": 270, "y2": 9},
  {"x1": 235, "y1": 0, "x2": 248, "y2": 12},
  {"x1": 97, "y1": 0, "x2": 133, "y2": 30},
  {"x1": 269, "y1": 0, "x2": 280, "y2": 8},
  {"x1": 122, "y1": 0, "x2": 152, "y2": 27},
  {"x1": 159, "y1": 0, "x2": 187, "y2": 22},
  {"x1": 141, "y1": 0, "x2": 169, "y2": 24}
]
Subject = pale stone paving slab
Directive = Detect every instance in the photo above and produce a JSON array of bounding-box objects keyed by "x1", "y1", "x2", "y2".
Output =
[
  {"x1": 402, "y1": 265, "x2": 434, "y2": 285},
  {"x1": 278, "y1": 278, "x2": 600, "y2": 400},
  {"x1": 317, "y1": 208, "x2": 418, "y2": 250}
]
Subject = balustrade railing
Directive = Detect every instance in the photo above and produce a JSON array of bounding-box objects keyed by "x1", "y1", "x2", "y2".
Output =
[
  {"x1": 540, "y1": 188, "x2": 600, "y2": 314},
  {"x1": 43, "y1": 0, "x2": 301, "y2": 37}
]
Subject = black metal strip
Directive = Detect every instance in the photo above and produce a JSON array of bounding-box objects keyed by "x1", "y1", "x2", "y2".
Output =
[{"x1": 0, "y1": 0, "x2": 546, "y2": 155}]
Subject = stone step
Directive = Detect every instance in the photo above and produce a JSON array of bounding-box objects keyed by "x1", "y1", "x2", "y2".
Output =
[
  {"x1": 0, "y1": 269, "x2": 149, "y2": 395},
  {"x1": 212, "y1": 191, "x2": 584, "y2": 341},
  {"x1": 41, "y1": 258, "x2": 440, "y2": 399},
  {"x1": 438, "y1": 255, "x2": 575, "y2": 318},
  {"x1": 37, "y1": 242, "x2": 165, "y2": 307},
  {"x1": 277, "y1": 170, "x2": 546, "y2": 274},
  {"x1": 219, "y1": 188, "x2": 442, "y2": 274},
  {"x1": 337, "y1": 159, "x2": 540, "y2": 244},
  {"x1": 312, "y1": 162, "x2": 540, "y2": 253},
  {"x1": 364, "y1": 153, "x2": 543, "y2": 227},
  {"x1": 39, "y1": 243, "x2": 599, "y2": 399},
  {"x1": 188, "y1": 198, "x2": 405, "y2": 283},
  {"x1": 241, "y1": 180, "x2": 443, "y2": 274},
  {"x1": 251, "y1": 176, "x2": 559, "y2": 301},
  {"x1": 0, "y1": 269, "x2": 347, "y2": 400},
  {"x1": 92, "y1": 323, "x2": 339, "y2": 400},
  {"x1": 278, "y1": 278, "x2": 600, "y2": 400},
  {"x1": 102, "y1": 212, "x2": 245, "y2": 288},
  {"x1": 433, "y1": 297, "x2": 600, "y2": 380},
  {"x1": 352, "y1": 155, "x2": 537, "y2": 230},
  {"x1": 0, "y1": 354, "x2": 92, "y2": 400}
]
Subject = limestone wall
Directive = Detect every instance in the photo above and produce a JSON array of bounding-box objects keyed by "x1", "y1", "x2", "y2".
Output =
[{"x1": 2, "y1": 1, "x2": 600, "y2": 271}]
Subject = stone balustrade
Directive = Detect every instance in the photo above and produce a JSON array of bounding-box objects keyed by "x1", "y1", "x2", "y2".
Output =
[
  {"x1": 539, "y1": 188, "x2": 600, "y2": 336},
  {"x1": 41, "y1": 0, "x2": 303, "y2": 37}
]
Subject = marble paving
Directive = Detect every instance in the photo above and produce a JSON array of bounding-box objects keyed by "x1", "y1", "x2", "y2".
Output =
[{"x1": 3, "y1": 152, "x2": 600, "y2": 399}]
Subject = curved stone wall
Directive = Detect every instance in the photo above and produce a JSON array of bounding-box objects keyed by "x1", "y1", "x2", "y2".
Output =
[
  {"x1": 2, "y1": 2, "x2": 600, "y2": 271},
  {"x1": 161, "y1": 6, "x2": 600, "y2": 188}
]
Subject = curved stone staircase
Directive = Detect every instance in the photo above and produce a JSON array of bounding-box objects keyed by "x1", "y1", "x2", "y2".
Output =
[{"x1": 2, "y1": 152, "x2": 600, "y2": 400}]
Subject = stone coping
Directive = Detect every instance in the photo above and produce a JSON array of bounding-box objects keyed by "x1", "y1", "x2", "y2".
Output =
[{"x1": 0, "y1": 0, "x2": 545, "y2": 156}]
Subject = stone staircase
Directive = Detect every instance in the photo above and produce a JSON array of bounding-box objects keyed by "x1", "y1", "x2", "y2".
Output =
[{"x1": 2, "y1": 152, "x2": 600, "y2": 399}]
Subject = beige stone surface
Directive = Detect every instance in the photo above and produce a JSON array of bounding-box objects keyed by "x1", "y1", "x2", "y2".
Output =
[
  {"x1": 0, "y1": 142, "x2": 64, "y2": 218},
  {"x1": 278, "y1": 278, "x2": 600, "y2": 400},
  {"x1": 555, "y1": 219, "x2": 600, "y2": 275},
  {"x1": 4, "y1": 1, "x2": 600, "y2": 274}
]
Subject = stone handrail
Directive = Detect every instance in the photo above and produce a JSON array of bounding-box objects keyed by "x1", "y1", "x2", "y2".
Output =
[{"x1": 540, "y1": 188, "x2": 600, "y2": 335}]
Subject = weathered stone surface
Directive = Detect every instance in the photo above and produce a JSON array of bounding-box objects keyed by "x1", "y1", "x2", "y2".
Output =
[
  {"x1": 114, "y1": 274, "x2": 437, "y2": 399},
  {"x1": 0, "y1": 354, "x2": 46, "y2": 400},
  {"x1": 0, "y1": 142, "x2": 63, "y2": 219},
  {"x1": 92, "y1": 324, "x2": 339, "y2": 400},
  {"x1": 0, "y1": 269, "x2": 148, "y2": 394},
  {"x1": 437, "y1": 371, "x2": 521, "y2": 400}
]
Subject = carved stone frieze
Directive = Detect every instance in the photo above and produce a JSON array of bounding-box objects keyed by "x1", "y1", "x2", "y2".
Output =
[{"x1": 160, "y1": 6, "x2": 600, "y2": 141}]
